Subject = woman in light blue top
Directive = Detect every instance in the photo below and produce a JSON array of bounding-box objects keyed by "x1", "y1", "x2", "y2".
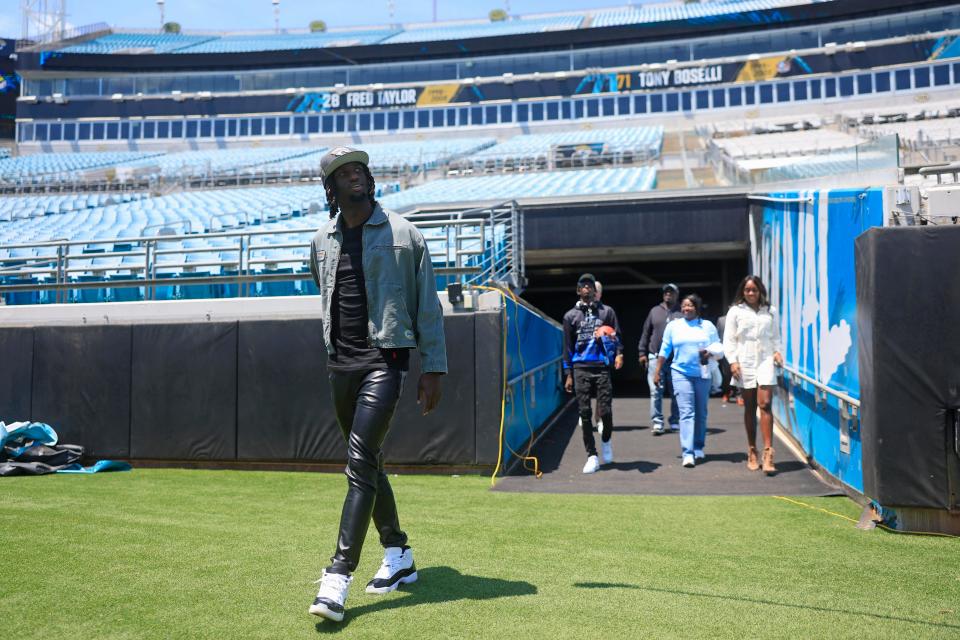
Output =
[{"x1": 653, "y1": 294, "x2": 723, "y2": 468}]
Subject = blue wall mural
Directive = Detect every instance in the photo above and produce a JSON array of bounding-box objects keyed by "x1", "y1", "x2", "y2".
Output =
[{"x1": 751, "y1": 188, "x2": 885, "y2": 493}]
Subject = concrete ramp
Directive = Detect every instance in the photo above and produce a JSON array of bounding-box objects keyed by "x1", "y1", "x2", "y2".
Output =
[{"x1": 493, "y1": 397, "x2": 840, "y2": 496}]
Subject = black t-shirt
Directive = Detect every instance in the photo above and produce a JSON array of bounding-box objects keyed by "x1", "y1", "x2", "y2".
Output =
[{"x1": 328, "y1": 223, "x2": 409, "y2": 372}]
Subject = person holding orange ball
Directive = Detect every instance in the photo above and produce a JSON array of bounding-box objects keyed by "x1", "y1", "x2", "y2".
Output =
[{"x1": 562, "y1": 273, "x2": 624, "y2": 474}]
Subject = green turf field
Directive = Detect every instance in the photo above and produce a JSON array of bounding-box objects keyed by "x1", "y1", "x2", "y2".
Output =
[{"x1": 1, "y1": 469, "x2": 957, "y2": 639}]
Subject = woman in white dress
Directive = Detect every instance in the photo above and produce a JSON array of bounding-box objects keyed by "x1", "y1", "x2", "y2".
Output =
[{"x1": 723, "y1": 276, "x2": 783, "y2": 474}]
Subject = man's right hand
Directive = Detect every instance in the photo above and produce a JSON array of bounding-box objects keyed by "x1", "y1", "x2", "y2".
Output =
[
  {"x1": 638, "y1": 354, "x2": 648, "y2": 368},
  {"x1": 564, "y1": 374, "x2": 573, "y2": 394},
  {"x1": 730, "y1": 362, "x2": 741, "y2": 380}
]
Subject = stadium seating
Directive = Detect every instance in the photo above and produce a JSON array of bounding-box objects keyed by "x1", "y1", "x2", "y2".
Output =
[
  {"x1": 860, "y1": 118, "x2": 960, "y2": 148},
  {"x1": 0, "y1": 151, "x2": 163, "y2": 184},
  {"x1": 114, "y1": 147, "x2": 327, "y2": 181},
  {"x1": 710, "y1": 130, "x2": 861, "y2": 160},
  {"x1": 756, "y1": 150, "x2": 894, "y2": 181},
  {"x1": 350, "y1": 137, "x2": 498, "y2": 173},
  {"x1": 461, "y1": 126, "x2": 662, "y2": 171},
  {"x1": 380, "y1": 16, "x2": 584, "y2": 45},
  {"x1": 176, "y1": 30, "x2": 400, "y2": 54},
  {"x1": 53, "y1": 1, "x2": 831, "y2": 54},
  {"x1": 0, "y1": 193, "x2": 147, "y2": 222},
  {"x1": 380, "y1": 166, "x2": 657, "y2": 208},
  {"x1": 697, "y1": 114, "x2": 826, "y2": 139},
  {"x1": 590, "y1": 0, "x2": 822, "y2": 28},
  {"x1": 60, "y1": 33, "x2": 216, "y2": 54}
]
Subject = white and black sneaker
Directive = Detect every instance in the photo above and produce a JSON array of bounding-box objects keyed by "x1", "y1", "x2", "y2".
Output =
[
  {"x1": 309, "y1": 570, "x2": 352, "y2": 622},
  {"x1": 601, "y1": 440, "x2": 614, "y2": 465},
  {"x1": 582, "y1": 455, "x2": 600, "y2": 474},
  {"x1": 366, "y1": 546, "x2": 418, "y2": 594}
]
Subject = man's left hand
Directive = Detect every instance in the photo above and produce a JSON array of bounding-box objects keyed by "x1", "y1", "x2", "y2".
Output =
[
  {"x1": 614, "y1": 354, "x2": 624, "y2": 370},
  {"x1": 418, "y1": 372, "x2": 443, "y2": 415}
]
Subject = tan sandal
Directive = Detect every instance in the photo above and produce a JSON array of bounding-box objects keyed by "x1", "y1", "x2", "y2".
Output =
[
  {"x1": 746, "y1": 446, "x2": 760, "y2": 471},
  {"x1": 762, "y1": 447, "x2": 776, "y2": 475}
]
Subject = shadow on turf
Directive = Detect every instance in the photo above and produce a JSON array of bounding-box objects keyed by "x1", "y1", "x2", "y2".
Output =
[
  {"x1": 572, "y1": 582, "x2": 960, "y2": 630},
  {"x1": 315, "y1": 566, "x2": 537, "y2": 630}
]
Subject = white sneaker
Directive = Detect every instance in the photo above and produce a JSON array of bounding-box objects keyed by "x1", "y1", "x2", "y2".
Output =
[
  {"x1": 309, "y1": 570, "x2": 352, "y2": 622},
  {"x1": 682, "y1": 454, "x2": 695, "y2": 468},
  {"x1": 582, "y1": 455, "x2": 600, "y2": 474},
  {"x1": 601, "y1": 440, "x2": 613, "y2": 464},
  {"x1": 694, "y1": 449, "x2": 705, "y2": 461},
  {"x1": 366, "y1": 546, "x2": 418, "y2": 594},
  {"x1": 651, "y1": 424, "x2": 665, "y2": 435}
]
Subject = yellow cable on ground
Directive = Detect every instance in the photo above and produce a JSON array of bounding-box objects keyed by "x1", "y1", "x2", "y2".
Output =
[
  {"x1": 773, "y1": 496, "x2": 960, "y2": 538},
  {"x1": 475, "y1": 285, "x2": 542, "y2": 486}
]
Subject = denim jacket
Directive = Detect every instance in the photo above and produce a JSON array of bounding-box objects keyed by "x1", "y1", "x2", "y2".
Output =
[{"x1": 309, "y1": 204, "x2": 448, "y2": 374}]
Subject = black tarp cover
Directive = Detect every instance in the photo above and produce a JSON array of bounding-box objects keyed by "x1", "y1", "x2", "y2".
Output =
[{"x1": 856, "y1": 226, "x2": 960, "y2": 509}]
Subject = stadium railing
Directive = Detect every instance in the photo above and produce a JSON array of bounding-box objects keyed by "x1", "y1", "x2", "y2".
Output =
[{"x1": 0, "y1": 201, "x2": 525, "y2": 304}]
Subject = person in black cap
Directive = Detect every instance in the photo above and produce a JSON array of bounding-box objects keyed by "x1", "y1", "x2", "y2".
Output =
[
  {"x1": 638, "y1": 284, "x2": 681, "y2": 434},
  {"x1": 562, "y1": 272, "x2": 623, "y2": 474},
  {"x1": 308, "y1": 146, "x2": 447, "y2": 622}
]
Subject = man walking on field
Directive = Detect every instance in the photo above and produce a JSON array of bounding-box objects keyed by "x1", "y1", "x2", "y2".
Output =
[{"x1": 308, "y1": 147, "x2": 447, "y2": 622}]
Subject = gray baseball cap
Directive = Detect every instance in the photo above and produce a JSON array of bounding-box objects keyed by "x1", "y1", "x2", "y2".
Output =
[
  {"x1": 662, "y1": 283, "x2": 679, "y2": 293},
  {"x1": 321, "y1": 146, "x2": 369, "y2": 181}
]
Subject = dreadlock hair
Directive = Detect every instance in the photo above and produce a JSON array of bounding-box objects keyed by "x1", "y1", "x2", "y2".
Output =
[{"x1": 325, "y1": 164, "x2": 378, "y2": 219}]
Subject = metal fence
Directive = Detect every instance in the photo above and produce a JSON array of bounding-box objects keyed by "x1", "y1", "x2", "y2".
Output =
[{"x1": 0, "y1": 200, "x2": 525, "y2": 304}]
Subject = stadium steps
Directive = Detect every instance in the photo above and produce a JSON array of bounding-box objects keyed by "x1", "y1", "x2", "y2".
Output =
[
  {"x1": 661, "y1": 132, "x2": 684, "y2": 155},
  {"x1": 693, "y1": 167, "x2": 722, "y2": 188},
  {"x1": 654, "y1": 169, "x2": 690, "y2": 190}
]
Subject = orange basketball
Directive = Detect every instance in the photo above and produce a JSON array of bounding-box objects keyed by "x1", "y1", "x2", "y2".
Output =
[{"x1": 594, "y1": 325, "x2": 616, "y2": 339}]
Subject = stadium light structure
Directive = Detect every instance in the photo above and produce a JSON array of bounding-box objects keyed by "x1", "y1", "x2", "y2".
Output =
[
  {"x1": 21, "y1": 0, "x2": 67, "y2": 44},
  {"x1": 272, "y1": 0, "x2": 280, "y2": 34},
  {"x1": 157, "y1": 0, "x2": 165, "y2": 31}
]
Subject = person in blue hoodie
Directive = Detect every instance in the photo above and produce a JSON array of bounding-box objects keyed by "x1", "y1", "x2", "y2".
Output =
[{"x1": 562, "y1": 273, "x2": 624, "y2": 474}]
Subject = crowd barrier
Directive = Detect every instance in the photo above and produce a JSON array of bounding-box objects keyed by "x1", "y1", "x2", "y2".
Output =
[{"x1": 0, "y1": 293, "x2": 564, "y2": 472}]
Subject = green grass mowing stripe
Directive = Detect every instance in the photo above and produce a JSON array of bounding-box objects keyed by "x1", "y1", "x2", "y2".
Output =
[{"x1": 1, "y1": 469, "x2": 958, "y2": 639}]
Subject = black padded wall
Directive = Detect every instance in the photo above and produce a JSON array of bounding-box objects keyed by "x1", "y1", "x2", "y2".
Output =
[
  {"x1": 130, "y1": 322, "x2": 238, "y2": 460},
  {"x1": 31, "y1": 325, "x2": 132, "y2": 458},
  {"x1": 385, "y1": 313, "x2": 477, "y2": 465},
  {"x1": 0, "y1": 328, "x2": 34, "y2": 421},
  {"x1": 6, "y1": 309, "x2": 532, "y2": 467},
  {"x1": 857, "y1": 226, "x2": 960, "y2": 510},
  {"x1": 474, "y1": 311, "x2": 505, "y2": 466},
  {"x1": 236, "y1": 319, "x2": 340, "y2": 461}
]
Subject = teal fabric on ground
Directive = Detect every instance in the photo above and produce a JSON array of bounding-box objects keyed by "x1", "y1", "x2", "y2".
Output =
[{"x1": 57, "y1": 460, "x2": 133, "y2": 474}]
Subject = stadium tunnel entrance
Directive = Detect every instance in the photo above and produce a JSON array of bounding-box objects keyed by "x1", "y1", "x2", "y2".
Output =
[{"x1": 517, "y1": 189, "x2": 751, "y2": 395}]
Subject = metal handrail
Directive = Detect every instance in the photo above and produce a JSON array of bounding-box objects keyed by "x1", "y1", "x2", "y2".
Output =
[
  {"x1": 507, "y1": 356, "x2": 563, "y2": 387},
  {"x1": 780, "y1": 363, "x2": 860, "y2": 408},
  {"x1": 0, "y1": 203, "x2": 524, "y2": 301}
]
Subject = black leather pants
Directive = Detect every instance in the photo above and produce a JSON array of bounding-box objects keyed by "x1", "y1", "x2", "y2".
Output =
[
  {"x1": 327, "y1": 368, "x2": 408, "y2": 575},
  {"x1": 573, "y1": 367, "x2": 614, "y2": 455}
]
